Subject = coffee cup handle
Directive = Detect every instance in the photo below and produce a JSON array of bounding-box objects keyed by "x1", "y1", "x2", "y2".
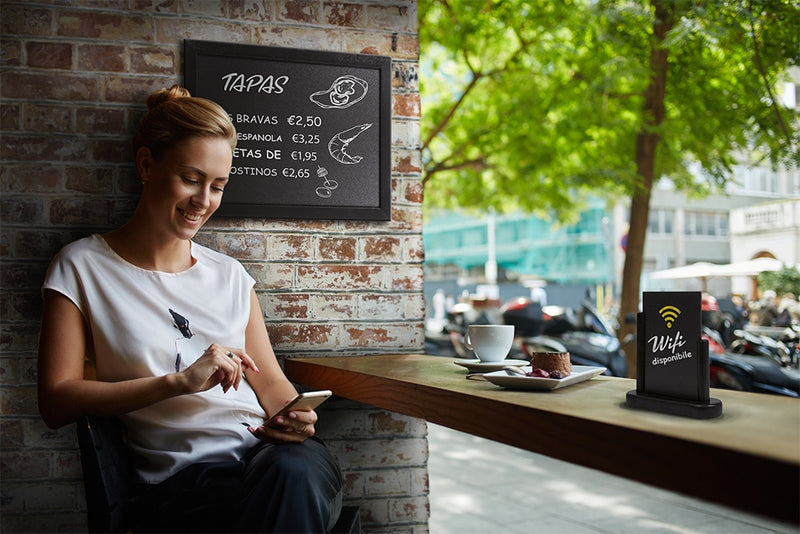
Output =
[{"x1": 464, "y1": 332, "x2": 473, "y2": 350}]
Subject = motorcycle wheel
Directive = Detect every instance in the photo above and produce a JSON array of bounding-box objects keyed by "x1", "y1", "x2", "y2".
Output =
[{"x1": 729, "y1": 339, "x2": 748, "y2": 354}]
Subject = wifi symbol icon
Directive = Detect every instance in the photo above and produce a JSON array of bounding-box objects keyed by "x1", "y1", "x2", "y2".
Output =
[{"x1": 659, "y1": 306, "x2": 681, "y2": 328}]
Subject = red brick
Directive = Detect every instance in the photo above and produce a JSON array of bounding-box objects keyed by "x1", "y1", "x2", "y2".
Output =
[
  {"x1": 230, "y1": 1, "x2": 275, "y2": 22},
  {"x1": 366, "y1": 4, "x2": 416, "y2": 32},
  {"x1": 3, "y1": 134, "x2": 91, "y2": 163},
  {"x1": 76, "y1": 107, "x2": 127, "y2": 135},
  {"x1": 404, "y1": 180, "x2": 423, "y2": 203},
  {"x1": 132, "y1": 0, "x2": 178, "y2": 13},
  {"x1": 0, "y1": 39, "x2": 23, "y2": 66},
  {"x1": 393, "y1": 93, "x2": 420, "y2": 118},
  {"x1": 23, "y1": 103, "x2": 72, "y2": 132},
  {"x1": 267, "y1": 323, "x2": 334, "y2": 347},
  {"x1": 269, "y1": 234, "x2": 313, "y2": 260},
  {"x1": 360, "y1": 294, "x2": 402, "y2": 318},
  {"x1": 92, "y1": 138, "x2": 133, "y2": 164},
  {"x1": 49, "y1": 198, "x2": 114, "y2": 225},
  {"x1": 279, "y1": 0, "x2": 319, "y2": 23},
  {"x1": 180, "y1": 0, "x2": 226, "y2": 17},
  {"x1": 218, "y1": 233, "x2": 267, "y2": 259},
  {"x1": 318, "y1": 236, "x2": 356, "y2": 261},
  {"x1": 57, "y1": 11, "x2": 152, "y2": 42},
  {"x1": 154, "y1": 18, "x2": 250, "y2": 44},
  {"x1": 0, "y1": 197, "x2": 44, "y2": 226},
  {"x1": 324, "y1": 2, "x2": 363, "y2": 27},
  {"x1": 363, "y1": 236, "x2": 400, "y2": 260},
  {"x1": 393, "y1": 152, "x2": 421, "y2": 174},
  {"x1": 267, "y1": 293, "x2": 310, "y2": 319},
  {"x1": 78, "y1": 44, "x2": 126, "y2": 72},
  {"x1": 297, "y1": 264, "x2": 382, "y2": 290},
  {"x1": 64, "y1": 167, "x2": 116, "y2": 194},
  {"x1": 0, "y1": 385, "x2": 38, "y2": 416},
  {"x1": 1, "y1": 71, "x2": 99, "y2": 102},
  {"x1": 312, "y1": 293, "x2": 358, "y2": 319},
  {"x1": 0, "y1": 451, "x2": 50, "y2": 479},
  {"x1": 0, "y1": 7, "x2": 52, "y2": 36},
  {"x1": 130, "y1": 46, "x2": 176, "y2": 74},
  {"x1": 0, "y1": 103, "x2": 22, "y2": 130},
  {"x1": 104, "y1": 76, "x2": 178, "y2": 104},
  {"x1": 26, "y1": 42, "x2": 73, "y2": 70},
  {"x1": 2, "y1": 164, "x2": 62, "y2": 193}
]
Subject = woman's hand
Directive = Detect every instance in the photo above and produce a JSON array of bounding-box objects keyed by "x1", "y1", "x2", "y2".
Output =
[
  {"x1": 177, "y1": 343, "x2": 260, "y2": 394},
  {"x1": 247, "y1": 408, "x2": 317, "y2": 444}
]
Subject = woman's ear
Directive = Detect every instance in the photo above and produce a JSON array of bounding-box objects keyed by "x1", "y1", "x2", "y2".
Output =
[{"x1": 135, "y1": 146, "x2": 153, "y2": 184}]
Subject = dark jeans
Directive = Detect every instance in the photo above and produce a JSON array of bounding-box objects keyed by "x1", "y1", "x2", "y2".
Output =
[{"x1": 127, "y1": 437, "x2": 343, "y2": 533}]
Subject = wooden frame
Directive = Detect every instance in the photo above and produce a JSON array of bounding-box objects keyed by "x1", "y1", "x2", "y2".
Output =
[{"x1": 184, "y1": 40, "x2": 392, "y2": 221}]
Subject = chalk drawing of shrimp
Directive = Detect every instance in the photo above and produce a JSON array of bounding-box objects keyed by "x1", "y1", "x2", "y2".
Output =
[
  {"x1": 328, "y1": 123, "x2": 372, "y2": 165},
  {"x1": 310, "y1": 75, "x2": 368, "y2": 109}
]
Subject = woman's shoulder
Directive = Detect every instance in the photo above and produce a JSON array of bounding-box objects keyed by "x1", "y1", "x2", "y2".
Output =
[
  {"x1": 192, "y1": 241, "x2": 250, "y2": 274},
  {"x1": 52, "y1": 234, "x2": 107, "y2": 264}
]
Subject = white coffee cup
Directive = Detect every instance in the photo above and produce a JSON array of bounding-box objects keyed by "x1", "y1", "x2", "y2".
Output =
[{"x1": 464, "y1": 324, "x2": 514, "y2": 362}]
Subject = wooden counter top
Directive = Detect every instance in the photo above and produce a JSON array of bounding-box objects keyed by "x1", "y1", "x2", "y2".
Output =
[{"x1": 285, "y1": 354, "x2": 800, "y2": 522}]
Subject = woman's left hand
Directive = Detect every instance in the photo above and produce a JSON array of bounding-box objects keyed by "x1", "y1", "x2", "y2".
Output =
[{"x1": 247, "y1": 409, "x2": 317, "y2": 443}]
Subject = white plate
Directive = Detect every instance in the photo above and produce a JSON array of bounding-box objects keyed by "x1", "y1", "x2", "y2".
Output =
[
  {"x1": 482, "y1": 365, "x2": 607, "y2": 391},
  {"x1": 454, "y1": 359, "x2": 531, "y2": 373}
]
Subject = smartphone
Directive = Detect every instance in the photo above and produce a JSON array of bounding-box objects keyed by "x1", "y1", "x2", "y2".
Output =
[{"x1": 264, "y1": 390, "x2": 332, "y2": 425}]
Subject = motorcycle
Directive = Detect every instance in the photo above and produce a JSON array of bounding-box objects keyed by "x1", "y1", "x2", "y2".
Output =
[
  {"x1": 729, "y1": 325, "x2": 799, "y2": 369},
  {"x1": 705, "y1": 327, "x2": 800, "y2": 397}
]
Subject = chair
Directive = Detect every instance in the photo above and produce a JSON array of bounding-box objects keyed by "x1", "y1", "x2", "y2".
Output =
[
  {"x1": 76, "y1": 415, "x2": 134, "y2": 533},
  {"x1": 76, "y1": 415, "x2": 361, "y2": 533}
]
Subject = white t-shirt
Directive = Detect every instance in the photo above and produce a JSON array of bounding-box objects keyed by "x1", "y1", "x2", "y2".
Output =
[{"x1": 43, "y1": 234, "x2": 266, "y2": 484}]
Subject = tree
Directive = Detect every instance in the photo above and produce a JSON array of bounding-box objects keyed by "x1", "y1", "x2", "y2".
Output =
[
  {"x1": 419, "y1": 0, "x2": 800, "y2": 376},
  {"x1": 759, "y1": 265, "x2": 800, "y2": 297}
]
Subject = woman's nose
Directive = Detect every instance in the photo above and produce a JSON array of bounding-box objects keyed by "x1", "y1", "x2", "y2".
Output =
[{"x1": 191, "y1": 187, "x2": 211, "y2": 208}]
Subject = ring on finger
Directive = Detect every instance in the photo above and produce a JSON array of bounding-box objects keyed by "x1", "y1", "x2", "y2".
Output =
[{"x1": 227, "y1": 352, "x2": 235, "y2": 359}]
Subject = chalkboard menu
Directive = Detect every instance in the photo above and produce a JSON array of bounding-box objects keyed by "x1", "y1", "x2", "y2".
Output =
[{"x1": 184, "y1": 40, "x2": 392, "y2": 220}]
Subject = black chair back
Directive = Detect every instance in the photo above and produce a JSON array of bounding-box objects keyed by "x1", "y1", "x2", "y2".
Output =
[{"x1": 76, "y1": 415, "x2": 133, "y2": 533}]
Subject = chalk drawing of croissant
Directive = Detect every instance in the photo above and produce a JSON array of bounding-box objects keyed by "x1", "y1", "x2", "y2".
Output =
[
  {"x1": 310, "y1": 75, "x2": 368, "y2": 109},
  {"x1": 328, "y1": 123, "x2": 373, "y2": 165}
]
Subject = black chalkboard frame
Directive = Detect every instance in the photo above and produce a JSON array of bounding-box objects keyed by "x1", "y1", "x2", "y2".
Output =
[{"x1": 183, "y1": 40, "x2": 392, "y2": 221}]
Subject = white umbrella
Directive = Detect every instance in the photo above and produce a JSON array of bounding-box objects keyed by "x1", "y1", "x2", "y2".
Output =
[
  {"x1": 711, "y1": 258, "x2": 784, "y2": 277},
  {"x1": 649, "y1": 262, "x2": 720, "y2": 280}
]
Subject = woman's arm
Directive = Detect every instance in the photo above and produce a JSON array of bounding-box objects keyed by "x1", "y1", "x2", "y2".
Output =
[
  {"x1": 240, "y1": 289, "x2": 319, "y2": 441},
  {"x1": 37, "y1": 290, "x2": 254, "y2": 429},
  {"x1": 241, "y1": 289, "x2": 298, "y2": 415},
  {"x1": 37, "y1": 290, "x2": 187, "y2": 428}
]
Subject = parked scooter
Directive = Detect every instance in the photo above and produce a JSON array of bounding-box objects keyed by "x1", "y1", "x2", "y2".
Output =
[
  {"x1": 705, "y1": 327, "x2": 800, "y2": 397},
  {"x1": 729, "y1": 326, "x2": 799, "y2": 369}
]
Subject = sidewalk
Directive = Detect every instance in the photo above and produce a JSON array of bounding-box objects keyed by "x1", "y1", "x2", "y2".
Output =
[{"x1": 427, "y1": 423, "x2": 797, "y2": 534}]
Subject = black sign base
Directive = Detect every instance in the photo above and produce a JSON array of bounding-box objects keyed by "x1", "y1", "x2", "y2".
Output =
[{"x1": 625, "y1": 390, "x2": 722, "y2": 419}]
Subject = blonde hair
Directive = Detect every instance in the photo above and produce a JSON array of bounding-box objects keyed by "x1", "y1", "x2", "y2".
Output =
[{"x1": 132, "y1": 85, "x2": 236, "y2": 158}]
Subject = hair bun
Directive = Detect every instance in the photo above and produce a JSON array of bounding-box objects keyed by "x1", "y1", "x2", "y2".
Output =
[{"x1": 146, "y1": 85, "x2": 192, "y2": 111}]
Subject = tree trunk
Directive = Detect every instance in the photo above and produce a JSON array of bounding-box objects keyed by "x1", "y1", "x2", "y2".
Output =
[{"x1": 618, "y1": 0, "x2": 674, "y2": 377}]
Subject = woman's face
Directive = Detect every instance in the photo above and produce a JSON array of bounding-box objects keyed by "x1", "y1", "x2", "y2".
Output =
[{"x1": 138, "y1": 136, "x2": 232, "y2": 241}]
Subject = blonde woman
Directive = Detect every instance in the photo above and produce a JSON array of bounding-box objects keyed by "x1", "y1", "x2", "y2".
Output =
[{"x1": 38, "y1": 86, "x2": 342, "y2": 532}]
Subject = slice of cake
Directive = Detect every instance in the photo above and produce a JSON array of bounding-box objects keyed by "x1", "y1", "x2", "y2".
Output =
[{"x1": 531, "y1": 352, "x2": 572, "y2": 377}]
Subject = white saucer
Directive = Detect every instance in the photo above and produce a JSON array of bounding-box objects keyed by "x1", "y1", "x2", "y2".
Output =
[
  {"x1": 454, "y1": 358, "x2": 531, "y2": 373},
  {"x1": 482, "y1": 365, "x2": 607, "y2": 391}
]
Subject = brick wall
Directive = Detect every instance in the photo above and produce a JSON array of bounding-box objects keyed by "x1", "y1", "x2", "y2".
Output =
[{"x1": 0, "y1": 2, "x2": 425, "y2": 532}]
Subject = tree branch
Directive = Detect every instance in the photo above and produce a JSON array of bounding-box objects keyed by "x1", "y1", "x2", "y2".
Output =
[{"x1": 747, "y1": 0, "x2": 792, "y2": 143}]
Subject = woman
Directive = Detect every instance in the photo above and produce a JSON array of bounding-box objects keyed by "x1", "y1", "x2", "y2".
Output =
[{"x1": 37, "y1": 86, "x2": 343, "y2": 532}]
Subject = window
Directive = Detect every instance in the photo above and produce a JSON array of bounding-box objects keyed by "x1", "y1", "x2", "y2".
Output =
[
  {"x1": 648, "y1": 209, "x2": 674, "y2": 235},
  {"x1": 684, "y1": 210, "x2": 728, "y2": 237}
]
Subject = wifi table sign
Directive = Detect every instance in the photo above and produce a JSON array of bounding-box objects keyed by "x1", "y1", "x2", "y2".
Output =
[{"x1": 626, "y1": 291, "x2": 723, "y2": 419}]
